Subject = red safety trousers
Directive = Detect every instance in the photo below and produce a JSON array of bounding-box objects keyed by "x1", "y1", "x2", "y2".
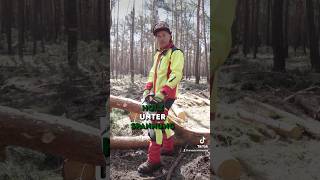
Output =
[{"x1": 147, "y1": 108, "x2": 174, "y2": 164}]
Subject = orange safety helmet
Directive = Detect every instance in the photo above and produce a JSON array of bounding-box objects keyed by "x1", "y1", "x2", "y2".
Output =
[{"x1": 152, "y1": 21, "x2": 171, "y2": 36}]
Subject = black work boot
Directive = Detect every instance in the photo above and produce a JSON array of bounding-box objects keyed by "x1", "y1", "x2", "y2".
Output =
[{"x1": 137, "y1": 161, "x2": 162, "y2": 174}]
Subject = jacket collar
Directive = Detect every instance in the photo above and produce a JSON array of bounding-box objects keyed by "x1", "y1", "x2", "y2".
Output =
[{"x1": 157, "y1": 41, "x2": 174, "y2": 55}]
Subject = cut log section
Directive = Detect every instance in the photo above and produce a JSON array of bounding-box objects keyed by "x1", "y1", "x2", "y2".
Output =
[
  {"x1": 0, "y1": 105, "x2": 105, "y2": 166},
  {"x1": 167, "y1": 112, "x2": 210, "y2": 145},
  {"x1": 243, "y1": 97, "x2": 320, "y2": 138},
  {"x1": 212, "y1": 147, "x2": 241, "y2": 180},
  {"x1": 128, "y1": 112, "x2": 140, "y2": 122},
  {"x1": 237, "y1": 109, "x2": 303, "y2": 139},
  {"x1": 171, "y1": 104, "x2": 187, "y2": 121}
]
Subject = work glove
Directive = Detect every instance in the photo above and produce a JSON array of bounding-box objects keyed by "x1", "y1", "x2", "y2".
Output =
[
  {"x1": 153, "y1": 92, "x2": 165, "y2": 103},
  {"x1": 143, "y1": 89, "x2": 154, "y2": 103},
  {"x1": 143, "y1": 89, "x2": 150, "y2": 99}
]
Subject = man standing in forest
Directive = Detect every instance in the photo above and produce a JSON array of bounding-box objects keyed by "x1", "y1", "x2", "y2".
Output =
[{"x1": 138, "y1": 21, "x2": 184, "y2": 174}]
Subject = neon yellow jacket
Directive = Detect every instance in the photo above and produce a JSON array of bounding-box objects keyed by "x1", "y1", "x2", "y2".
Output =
[
  {"x1": 211, "y1": 0, "x2": 236, "y2": 112},
  {"x1": 145, "y1": 46, "x2": 184, "y2": 100},
  {"x1": 144, "y1": 45, "x2": 184, "y2": 144}
]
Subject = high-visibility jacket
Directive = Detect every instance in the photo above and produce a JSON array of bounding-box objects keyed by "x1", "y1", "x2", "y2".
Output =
[
  {"x1": 145, "y1": 46, "x2": 184, "y2": 100},
  {"x1": 144, "y1": 45, "x2": 184, "y2": 145},
  {"x1": 211, "y1": 0, "x2": 236, "y2": 113}
]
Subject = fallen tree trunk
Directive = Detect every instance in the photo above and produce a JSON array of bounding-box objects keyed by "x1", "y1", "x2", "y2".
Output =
[
  {"x1": 212, "y1": 147, "x2": 241, "y2": 180},
  {"x1": 168, "y1": 112, "x2": 210, "y2": 145},
  {"x1": 0, "y1": 105, "x2": 105, "y2": 166},
  {"x1": 188, "y1": 93, "x2": 210, "y2": 105},
  {"x1": 110, "y1": 95, "x2": 141, "y2": 113},
  {"x1": 182, "y1": 95, "x2": 205, "y2": 106},
  {"x1": 294, "y1": 95, "x2": 320, "y2": 120},
  {"x1": 243, "y1": 97, "x2": 320, "y2": 138},
  {"x1": 237, "y1": 109, "x2": 303, "y2": 139},
  {"x1": 283, "y1": 86, "x2": 319, "y2": 102},
  {"x1": 110, "y1": 95, "x2": 210, "y2": 145}
]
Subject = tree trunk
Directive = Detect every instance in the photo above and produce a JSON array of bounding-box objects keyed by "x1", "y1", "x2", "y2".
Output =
[
  {"x1": 4, "y1": 0, "x2": 12, "y2": 55},
  {"x1": 266, "y1": 0, "x2": 271, "y2": 47},
  {"x1": 195, "y1": 0, "x2": 201, "y2": 84},
  {"x1": 253, "y1": 0, "x2": 260, "y2": 58},
  {"x1": 32, "y1": 0, "x2": 39, "y2": 55},
  {"x1": 250, "y1": 0, "x2": 255, "y2": 52},
  {"x1": 65, "y1": 0, "x2": 78, "y2": 72},
  {"x1": 294, "y1": 0, "x2": 303, "y2": 56},
  {"x1": 140, "y1": 16, "x2": 144, "y2": 76},
  {"x1": 114, "y1": 0, "x2": 119, "y2": 78},
  {"x1": 18, "y1": 0, "x2": 25, "y2": 63},
  {"x1": 130, "y1": 4, "x2": 135, "y2": 83},
  {"x1": 0, "y1": 105, "x2": 105, "y2": 165},
  {"x1": 306, "y1": 0, "x2": 320, "y2": 72},
  {"x1": 97, "y1": 0, "x2": 104, "y2": 52},
  {"x1": 242, "y1": 0, "x2": 249, "y2": 56},
  {"x1": 283, "y1": 0, "x2": 289, "y2": 58},
  {"x1": 272, "y1": 0, "x2": 285, "y2": 72},
  {"x1": 53, "y1": 0, "x2": 61, "y2": 42},
  {"x1": 174, "y1": 0, "x2": 178, "y2": 45},
  {"x1": 202, "y1": 0, "x2": 209, "y2": 83}
]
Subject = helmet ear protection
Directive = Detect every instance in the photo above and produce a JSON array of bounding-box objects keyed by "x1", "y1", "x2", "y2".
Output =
[{"x1": 153, "y1": 21, "x2": 171, "y2": 36}]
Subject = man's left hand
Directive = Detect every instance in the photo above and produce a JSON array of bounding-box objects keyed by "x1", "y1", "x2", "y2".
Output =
[{"x1": 153, "y1": 92, "x2": 165, "y2": 103}]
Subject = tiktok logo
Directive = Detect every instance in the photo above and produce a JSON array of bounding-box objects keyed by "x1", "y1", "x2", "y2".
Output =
[{"x1": 200, "y1": 136, "x2": 205, "y2": 144}]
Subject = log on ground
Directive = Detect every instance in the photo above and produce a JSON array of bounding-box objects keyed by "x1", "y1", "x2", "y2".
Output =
[
  {"x1": 0, "y1": 105, "x2": 105, "y2": 165},
  {"x1": 243, "y1": 97, "x2": 320, "y2": 138},
  {"x1": 237, "y1": 108, "x2": 303, "y2": 139},
  {"x1": 212, "y1": 147, "x2": 242, "y2": 180}
]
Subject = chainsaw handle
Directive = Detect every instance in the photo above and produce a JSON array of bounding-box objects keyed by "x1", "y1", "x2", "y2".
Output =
[{"x1": 142, "y1": 93, "x2": 155, "y2": 104}]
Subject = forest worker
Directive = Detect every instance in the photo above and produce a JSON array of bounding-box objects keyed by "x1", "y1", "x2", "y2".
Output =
[{"x1": 138, "y1": 21, "x2": 184, "y2": 174}]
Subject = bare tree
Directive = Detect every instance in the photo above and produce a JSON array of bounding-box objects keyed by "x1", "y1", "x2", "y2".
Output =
[
  {"x1": 306, "y1": 0, "x2": 320, "y2": 72},
  {"x1": 202, "y1": 0, "x2": 209, "y2": 83},
  {"x1": 272, "y1": 0, "x2": 285, "y2": 72},
  {"x1": 195, "y1": 0, "x2": 201, "y2": 84},
  {"x1": 65, "y1": 0, "x2": 78, "y2": 71},
  {"x1": 130, "y1": 3, "x2": 135, "y2": 83}
]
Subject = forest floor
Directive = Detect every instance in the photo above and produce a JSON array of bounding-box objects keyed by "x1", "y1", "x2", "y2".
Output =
[
  {"x1": 0, "y1": 42, "x2": 107, "y2": 179},
  {"x1": 213, "y1": 51, "x2": 320, "y2": 180},
  {"x1": 110, "y1": 75, "x2": 211, "y2": 180}
]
